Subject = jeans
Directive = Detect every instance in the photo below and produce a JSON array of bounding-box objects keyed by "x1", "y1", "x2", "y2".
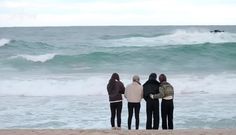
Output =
[
  {"x1": 128, "y1": 102, "x2": 141, "y2": 130},
  {"x1": 110, "y1": 101, "x2": 122, "y2": 127},
  {"x1": 146, "y1": 100, "x2": 159, "y2": 129},
  {"x1": 161, "y1": 99, "x2": 174, "y2": 129}
]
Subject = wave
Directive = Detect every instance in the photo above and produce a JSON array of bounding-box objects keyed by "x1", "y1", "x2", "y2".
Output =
[
  {"x1": 4, "y1": 42, "x2": 236, "y2": 73},
  {"x1": 0, "y1": 38, "x2": 11, "y2": 47},
  {"x1": 0, "y1": 39, "x2": 54, "y2": 52},
  {"x1": 100, "y1": 33, "x2": 165, "y2": 40},
  {"x1": 9, "y1": 52, "x2": 115, "y2": 63},
  {"x1": 11, "y1": 54, "x2": 57, "y2": 63},
  {"x1": 0, "y1": 73, "x2": 235, "y2": 96},
  {"x1": 102, "y1": 29, "x2": 236, "y2": 47}
]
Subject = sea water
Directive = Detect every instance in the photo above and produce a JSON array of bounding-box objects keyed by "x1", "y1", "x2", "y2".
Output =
[{"x1": 0, "y1": 26, "x2": 236, "y2": 129}]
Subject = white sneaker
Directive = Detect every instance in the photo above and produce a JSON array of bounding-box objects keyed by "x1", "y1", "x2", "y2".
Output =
[
  {"x1": 111, "y1": 127, "x2": 116, "y2": 130},
  {"x1": 116, "y1": 127, "x2": 121, "y2": 130}
]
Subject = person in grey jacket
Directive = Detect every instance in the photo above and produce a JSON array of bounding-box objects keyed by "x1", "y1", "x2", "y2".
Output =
[
  {"x1": 150, "y1": 74, "x2": 174, "y2": 130},
  {"x1": 125, "y1": 75, "x2": 143, "y2": 130},
  {"x1": 107, "y1": 73, "x2": 125, "y2": 130}
]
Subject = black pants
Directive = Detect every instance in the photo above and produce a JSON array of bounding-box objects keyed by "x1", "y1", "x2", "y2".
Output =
[
  {"x1": 146, "y1": 100, "x2": 159, "y2": 129},
  {"x1": 128, "y1": 102, "x2": 141, "y2": 130},
  {"x1": 161, "y1": 99, "x2": 174, "y2": 130},
  {"x1": 110, "y1": 101, "x2": 122, "y2": 127}
]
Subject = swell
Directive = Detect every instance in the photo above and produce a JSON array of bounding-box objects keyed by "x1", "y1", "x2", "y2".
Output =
[
  {"x1": 4, "y1": 42, "x2": 236, "y2": 73},
  {"x1": 0, "y1": 39, "x2": 54, "y2": 52}
]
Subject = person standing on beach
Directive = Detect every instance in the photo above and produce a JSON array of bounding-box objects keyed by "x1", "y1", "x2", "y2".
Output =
[
  {"x1": 125, "y1": 75, "x2": 143, "y2": 130},
  {"x1": 107, "y1": 73, "x2": 125, "y2": 130},
  {"x1": 150, "y1": 74, "x2": 174, "y2": 130},
  {"x1": 143, "y1": 73, "x2": 160, "y2": 129}
]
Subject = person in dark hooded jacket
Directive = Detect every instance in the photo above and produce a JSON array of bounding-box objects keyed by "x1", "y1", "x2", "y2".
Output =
[
  {"x1": 107, "y1": 73, "x2": 125, "y2": 130},
  {"x1": 143, "y1": 73, "x2": 160, "y2": 129}
]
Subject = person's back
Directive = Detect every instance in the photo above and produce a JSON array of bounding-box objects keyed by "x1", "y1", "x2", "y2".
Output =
[
  {"x1": 143, "y1": 80, "x2": 160, "y2": 101},
  {"x1": 159, "y1": 82, "x2": 174, "y2": 100},
  {"x1": 107, "y1": 80, "x2": 125, "y2": 102},
  {"x1": 125, "y1": 82, "x2": 143, "y2": 103},
  {"x1": 143, "y1": 73, "x2": 160, "y2": 129}
]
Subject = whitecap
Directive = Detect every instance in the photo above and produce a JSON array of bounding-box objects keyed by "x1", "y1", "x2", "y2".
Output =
[
  {"x1": 0, "y1": 38, "x2": 11, "y2": 47},
  {"x1": 11, "y1": 53, "x2": 57, "y2": 63},
  {"x1": 104, "y1": 29, "x2": 236, "y2": 47}
]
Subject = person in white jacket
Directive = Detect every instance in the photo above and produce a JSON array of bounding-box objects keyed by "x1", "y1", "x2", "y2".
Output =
[{"x1": 125, "y1": 75, "x2": 143, "y2": 130}]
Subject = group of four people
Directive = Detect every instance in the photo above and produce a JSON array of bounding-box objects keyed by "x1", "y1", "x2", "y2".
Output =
[{"x1": 107, "y1": 73, "x2": 174, "y2": 130}]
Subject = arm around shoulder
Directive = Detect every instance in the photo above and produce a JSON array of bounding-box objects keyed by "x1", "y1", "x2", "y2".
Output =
[
  {"x1": 141, "y1": 86, "x2": 144, "y2": 99},
  {"x1": 153, "y1": 86, "x2": 164, "y2": 99}
]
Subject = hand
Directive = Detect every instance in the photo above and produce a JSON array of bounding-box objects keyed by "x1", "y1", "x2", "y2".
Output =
[{"x1": 150, "y1": 94, "x2": 154, "y2": 99}]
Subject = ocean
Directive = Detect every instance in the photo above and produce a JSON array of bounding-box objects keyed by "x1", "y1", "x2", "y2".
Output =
[{"x1": 0, "y1": 26, "x2": 236, "y2": 129}]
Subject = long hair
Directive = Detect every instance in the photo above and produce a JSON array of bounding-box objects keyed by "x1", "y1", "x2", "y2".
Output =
[{"x1": 108, "y1": 73, "x2": 120, "y2": 90}]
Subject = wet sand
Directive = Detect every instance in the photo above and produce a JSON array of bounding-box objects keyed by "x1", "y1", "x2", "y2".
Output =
[{"x1": 0, "y1": 129, "x2": 236, "y2": 135}]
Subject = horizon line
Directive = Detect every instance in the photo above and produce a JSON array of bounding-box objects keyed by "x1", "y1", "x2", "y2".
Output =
[{"x1": 1, "y1": 24, "x2": 236, "y2": 28}]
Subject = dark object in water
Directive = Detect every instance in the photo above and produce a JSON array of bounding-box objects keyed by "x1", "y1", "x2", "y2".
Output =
[{"x1": 210, "y1": 30, "x2": 224, "y2": 33}]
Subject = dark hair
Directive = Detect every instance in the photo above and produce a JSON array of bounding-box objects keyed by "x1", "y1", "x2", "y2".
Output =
[
  {"x1": 149, "y1": 73, "x2": 157, "y2": 80},
  {"x1": 110, "y1": 73, "x2": 119, "y2": 81},
  {"x1": 108, "y1": 73, "x2": 120, "y2": 90},
  {"x1": 159, "y1": 74, "x2": 167, "y2": 82}
]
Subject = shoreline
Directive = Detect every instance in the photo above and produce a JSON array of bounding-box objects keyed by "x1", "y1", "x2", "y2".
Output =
[{"x1": 0, "y1": 129, "x2": 236, "y2": 135}]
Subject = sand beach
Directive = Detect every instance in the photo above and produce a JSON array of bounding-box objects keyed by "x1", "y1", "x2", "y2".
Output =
[{"x1": 0, "y1": 129, "x2": 236, "y2": 135}]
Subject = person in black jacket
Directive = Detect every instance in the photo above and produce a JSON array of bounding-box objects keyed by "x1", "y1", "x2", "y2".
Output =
[
  {"x1": 143, "y1": 73, "x2": 160, "y2": 129},
  {"x1": 107, "y1": 73, "x2": 125, "y2": 130}
]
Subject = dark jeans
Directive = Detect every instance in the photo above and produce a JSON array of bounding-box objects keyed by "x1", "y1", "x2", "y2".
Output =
[
  {"x1": 110, "y1": 101, "x2": 122, "y2": 127},
  {"x1": 161, "y1": 99, "x2": 174, "y2": 130},
  {"x1": 128, "y1": 102, "x2": 141, "y2": 130},
  {"x1": 146, "y1": 100, "x2": 159, "y2": 129}
]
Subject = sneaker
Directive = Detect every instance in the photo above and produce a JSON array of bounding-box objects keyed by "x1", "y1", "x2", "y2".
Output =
[
  {"x1": 116, "y1": 127, "x2": 121, "y2": 130},
  {"x1": 111, "y1": 127, "x2": 116, "y2": 130}
]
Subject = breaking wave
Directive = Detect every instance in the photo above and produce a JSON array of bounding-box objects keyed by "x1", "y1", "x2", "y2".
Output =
[
  {"x1": 11, "y1": 54, "x2": 57, "y2": 63},
  {"x1": 0, "y1": 38, "x2": 11, "y2": 47},
  {"x1": 102, "y1": 29, "x2": 236, "y2": 47}
]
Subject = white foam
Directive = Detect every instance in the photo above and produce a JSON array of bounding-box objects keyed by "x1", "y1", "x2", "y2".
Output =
[
  {"x1": 11, "y1": 53, "x2": 57, "y2": 63},
  {"x1": 0, "y1": 76, "x2": 109, "y2": 96},
  {"x1": 0, "y1": 38, "x2": 10, "y2": 47},
  {"x1": 107, "y1": 29, "x2": 236, "y2": 47},
  {"x1": 0, "y1": 73, "x2": 235, "y2": 96},
  {"x1": 170, "y1": 73, "x2": 236, "y2": 95},
  {"x1": 158, "y1": 29, "x2": 236, "y2": 45}
]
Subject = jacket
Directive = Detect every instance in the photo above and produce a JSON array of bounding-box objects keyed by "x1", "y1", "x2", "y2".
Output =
[
  {"x1": 107, "y1": 80, "x2": 125, "y2": 102},
  {"x1": 125, "y1": 82, "x2": 143, "y2": 103},
  {"x1": 143, "y1": 79, "x2": 160, "y2": 101},
  {"x1": 153, "y1": 82, "x2": 174, "y2": 99}
]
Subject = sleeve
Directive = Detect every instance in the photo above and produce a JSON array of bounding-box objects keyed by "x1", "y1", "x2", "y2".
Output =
[
  {"x1": 143, "y1": 83, "x2": 149, "y2": 101},
  {"x1": 124, "y1": 85, "x2": 128, "y2": 98},
  {"x1": 141, "y1": 86, "x2": 144, "y2": 99},
  {"x1": 153, "y1": 86, "x2": 164, "y2": 99},
  {"x1": 172, "y1": 85, "x2": 174, "y2": 99},
  {"x1": 107, "y1": 84, "x2": 111, "y2": 95},
  {"x1": 119, "y1": 82, "x2": 125, "y2": 94}
]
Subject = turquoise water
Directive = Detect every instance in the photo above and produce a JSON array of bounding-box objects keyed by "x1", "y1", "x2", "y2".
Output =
[
  {"x1": 1, "y1": 26, "x2": 236, "y2": 75},
  {"x1": 0, "y1": 26, "x2": 236, "y2": 129},
  {"x1": 0, "y1": 95, "x2": 236, "y2": 129}
]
